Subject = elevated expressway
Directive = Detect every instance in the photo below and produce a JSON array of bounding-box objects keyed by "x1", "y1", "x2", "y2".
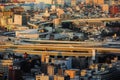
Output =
[
  {"x1": 0, "y1": 44, "x2": 120, "y2": 57},
  {"x1": 62, "y1": 18, "x2": 120, "y2": 23},
  {"x1": 33, "y1": 18, "x2": 120, "y2": 27}
]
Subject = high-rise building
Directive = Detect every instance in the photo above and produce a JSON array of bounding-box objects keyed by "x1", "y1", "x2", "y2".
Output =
[
  {"x1": 64, "y1": 0, "x2": 71, "y2": 4},
  {"x1": 57, "y1": 0, "x2": 64, "y2": 6},
  {"x1": 104, "y1": 0, "x2": 120, "y2": 5},
  {"x1": 35, "y1": 0, "x2": 53, "y2": 4},
  {"x1": 36, "y1": 74, "x2": 53, "y2": 80},
  {"x1": 14, "y1": 14, "x2": 30, "y2": 25},
  {"x1": 0, "y1": 0, "x2": 7, "y2": 3},
  {"x1": 71, "y1": 0, "x2": 76, "y2": 6},
  {"x1": 86, "y1": 0, "x2": 104, "y2": 5},
  {"x1": 98, "y1": 0, "x2": 104, "y2": 4},
  {"x1": 86, "y1": 0, "x2": 92, "y2": 4},
  {"x1": 8, "y1": 66, "x2": 22, "y2": 80},
  {"x1": 0, "y1": 0, "x2": 17, "y2": 3},
  {"x1": 86, "y1": 0, "x2": 119, "y2": 5},
  {"x1": 18, "y1": 0, "x2": 35, "y2": 2},
  {"x1": 0, "y1": 0, "x2": 35, "y2": 3}
]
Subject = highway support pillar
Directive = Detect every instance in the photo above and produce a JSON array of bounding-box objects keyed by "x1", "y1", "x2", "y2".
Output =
[{"x1": 92, "y1": 49, "x2": 96, "y2": 64}]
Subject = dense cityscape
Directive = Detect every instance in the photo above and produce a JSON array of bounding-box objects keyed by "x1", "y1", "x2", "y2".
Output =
[{"x1": 0, "y1": 0, "x2": 120, "y2": 80}]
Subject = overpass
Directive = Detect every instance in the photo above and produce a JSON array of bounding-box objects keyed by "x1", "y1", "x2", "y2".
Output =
[
  {"x1": 62, "y1": 18, "x2": 120, "y2": 23},
  {"x1": 0, "y1": 48, "x2": 92, "y2": 57},
  {"x1": 0, "y1": 44, "x2": 120, "y2": 57},
  {"x1": 27, "y1": 18, "x2": 120, "y2": 30}
]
